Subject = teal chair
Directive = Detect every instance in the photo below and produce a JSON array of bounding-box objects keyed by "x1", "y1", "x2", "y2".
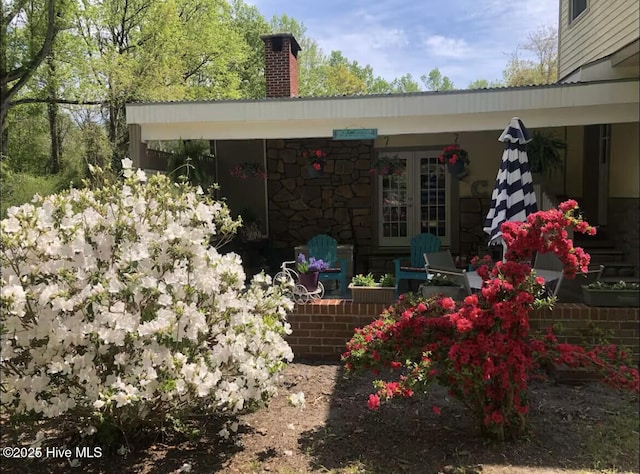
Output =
[
  {"x1": 393, "y1": 233, "x2": 441, "y2": 297},
  {"x1": 307, "y1": 234, "x2": 348, "y2": 297}
]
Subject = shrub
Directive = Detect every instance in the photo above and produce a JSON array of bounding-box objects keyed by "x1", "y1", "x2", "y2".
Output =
[
  {"x1": 0, "y1": 160, "x2": 294, "y2": 444},
  {"x1": 343, "y1": 201, "x2": 639, "y2": 440}
]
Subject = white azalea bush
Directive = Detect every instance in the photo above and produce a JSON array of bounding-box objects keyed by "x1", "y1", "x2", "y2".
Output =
[{"x1": 0, "y1": 160, "x2": 294, "y2": 441}]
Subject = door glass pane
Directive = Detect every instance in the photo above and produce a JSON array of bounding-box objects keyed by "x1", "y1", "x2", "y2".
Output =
[
  {"x1": 381, "y1": 173, "x2": 408, "y2": 238},
  {"x1": 420, "y1": 156, "x2": 447, "y2": 239}
]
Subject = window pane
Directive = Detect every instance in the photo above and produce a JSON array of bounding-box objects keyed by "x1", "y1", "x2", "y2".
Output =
[{"x1": 571, "y1": 0, "x2": 587, "y2": 21}]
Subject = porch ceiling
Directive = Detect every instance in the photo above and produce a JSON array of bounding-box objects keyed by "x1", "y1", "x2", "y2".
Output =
[{"x1": 126, "y1": 79, "x2": 639, "y2": 141}]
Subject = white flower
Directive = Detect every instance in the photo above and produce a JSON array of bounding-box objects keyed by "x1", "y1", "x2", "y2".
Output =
[
  {"x1": 0, "y1": 165, "x2": 293, "y2": 442},
  {"x1": 288, "y1": 391, "x2": 306, "y2": 409}
]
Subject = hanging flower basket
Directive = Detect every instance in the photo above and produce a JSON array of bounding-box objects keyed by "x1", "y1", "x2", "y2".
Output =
[
  {"x1": 302, "y1": 148, "x2": 327, "y2": 177},
  {"x1": 439, "y1": 143, "x2": 470, "y2": 180},
  {"x1": 229, "y1": 161, "x2": 267, "y2": 179},
  {"x1": 369, "y1": 154, "x2": 405, "y2": 176},
  {"x1": 307, "y1": 164, "x2": 325, "y2": 177}
]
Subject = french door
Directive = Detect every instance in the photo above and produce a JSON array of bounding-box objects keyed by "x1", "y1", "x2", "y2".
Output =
[{"x1": 378, "y1": 150, "x2": 451, "y2": 247}]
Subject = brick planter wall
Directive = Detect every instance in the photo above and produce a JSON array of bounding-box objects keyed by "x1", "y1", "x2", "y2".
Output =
[{"x1": 287, "y1": 301, "x2": 639, "y2": 363}]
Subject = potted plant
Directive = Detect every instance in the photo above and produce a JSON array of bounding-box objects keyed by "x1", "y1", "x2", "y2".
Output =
[
  {"x1": 526, "y1": 130, "x2": 566, "y2": 177},
  {"x1": 438, "y1": 143, "x2": 470, "y2": 180},
  {"x1": 582, "y1": 280, "x2": 640, "y2": 307},
  {"x1": 296, "y1": 253, "x2": 329, "y2": 292},
  {"x1": 229, "y1": 161, "x2": 267, "y2": 179},
  {"x1": 349, "y1": 273, "x2": 397, "y2": 303},
  {"x1": 302, "y1": 148, "x2": 327, "y2": 176},
  {"x1": 421, "y1": 273, "x2": 465, "y2": 299},
  {"x1": 369, "y1": 154, "x2": 406, "y2": 176}
]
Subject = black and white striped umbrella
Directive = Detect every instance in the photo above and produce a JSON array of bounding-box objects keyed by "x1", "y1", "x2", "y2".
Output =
[{"x1": 483, "y1": 117, "x2": 538, "y2": 246}]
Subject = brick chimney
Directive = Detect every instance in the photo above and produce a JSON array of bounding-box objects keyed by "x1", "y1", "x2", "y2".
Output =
[{"x1": 260, "y1": 33, "x2": 302, "y2": 98}]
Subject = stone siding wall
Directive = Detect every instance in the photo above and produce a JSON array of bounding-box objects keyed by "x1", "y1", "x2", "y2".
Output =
[
  {"x1": 287, "y1": 301, "x2": 639, "y2": 363},
  {"x1": 266, "y1": 139, "x2": 374, "y2": 274},
  {"x1": 607, "y1": 198, "x2": 640, "y2": 270}
]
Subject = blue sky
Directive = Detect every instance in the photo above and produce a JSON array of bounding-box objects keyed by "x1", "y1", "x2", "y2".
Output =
[{"x1": 249, "y1": 0, "x2": 559, "y2": 88}]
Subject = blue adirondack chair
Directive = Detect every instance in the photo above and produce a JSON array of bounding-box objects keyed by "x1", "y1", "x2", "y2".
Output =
[
  {"x1": 393, "y1": 233, "x2": 441, "y2": 297},
  {"x1": 307, "y1": 234, "x2": 348, "y2": 297}
]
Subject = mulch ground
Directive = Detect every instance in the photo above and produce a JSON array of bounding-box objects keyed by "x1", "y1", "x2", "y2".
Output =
[{"x1": 2, "y1": 362, "x2": 639, "y2": 474}]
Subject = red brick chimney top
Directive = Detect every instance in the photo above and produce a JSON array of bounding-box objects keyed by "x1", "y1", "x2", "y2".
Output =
[{"x1": 260, "y1": 33, "x2": 302, "y2": 98}]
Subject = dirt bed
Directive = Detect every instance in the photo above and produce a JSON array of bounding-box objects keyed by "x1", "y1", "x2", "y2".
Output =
[{"x1": 2, "y1": 362, "x2": 638, "y2": 474}]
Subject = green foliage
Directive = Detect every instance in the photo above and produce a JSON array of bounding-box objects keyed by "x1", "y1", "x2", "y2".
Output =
[
  {"x1": 502, "y1": 26, "x2": 557, "y2": 86},
  {"x1": 0, "y1": 170, "x2": 75, "y2": 217},
  {"x1": 527, "y1": 130, "x2": 567, "y2": 176},
  {"x1": 587, "y1": 280, "x2": 640, "y2": 290},
  {"x1": 467, "y1": 79, "x2": 504, "y2": 89},
  {"x1": 378, "y1": 274, "x2": 395, "y2": 287},
  {"x1": 424, "y1": 273, "x2": 459, "y2": 286},
  {"x1": 421, "y1": 68, "x2": 455, "y2": 91},
  {"x1": 351, "y1": 273, "x2": 377, "y2": 287}
]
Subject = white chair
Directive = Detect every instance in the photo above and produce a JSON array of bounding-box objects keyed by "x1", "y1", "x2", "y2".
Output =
[
  {"x1": 423, "y1": 251, "x2": 456, "y2": 270},
  {"x1": 533, "y1": 254, "x2": 604, "y2": 298}
]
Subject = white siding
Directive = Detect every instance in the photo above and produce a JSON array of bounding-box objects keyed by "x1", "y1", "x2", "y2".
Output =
[
  {"x1": 558, "y1": 0, "x2": 639, "y2": 79},
  {"x1": 126, "y1": 81, "x2": 640, "y2": 141}
]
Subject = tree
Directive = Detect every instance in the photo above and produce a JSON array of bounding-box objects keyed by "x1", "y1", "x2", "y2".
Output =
[
  {"x1": 229, "y1": 0, "x2": 270, "y2": 99},
  {"x1": 421, "y1": 68, "x2": 455, "y2": 91},
  {"x1": 1, "y1": 0, "x2": 65, "y2": 156},
  {"x1": 76, "y1": 0, "x2": 246, "y2": 166},
  {"x1": 503, "y1": 25, "x2": 557, "y2": 86},
  {"x1": 390, "y1": 73, "x2": 420, "y2": 93},
  {"x1": 467, "y1": 79, "x2": 504, "y2": 89}
]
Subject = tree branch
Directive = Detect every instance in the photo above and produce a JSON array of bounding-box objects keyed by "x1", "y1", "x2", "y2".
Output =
[
  {"x1": 2, "y1": 0, "x2": 59, "y2": 104},
  {"x1": 9, "y1": 98, "x2": 107, "y2": 106},
  {"x1": 2, "y1": 0, "x2": 29, "y2": 28}
]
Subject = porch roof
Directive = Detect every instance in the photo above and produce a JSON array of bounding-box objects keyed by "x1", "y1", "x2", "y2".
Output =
[{"x1": 126, "y1": 79, "x2": 639, "y2": 142}]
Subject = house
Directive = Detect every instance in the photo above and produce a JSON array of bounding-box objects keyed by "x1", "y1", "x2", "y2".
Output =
[{"x1": 126, "y1": 0, "x2": 639, "y2": 277}]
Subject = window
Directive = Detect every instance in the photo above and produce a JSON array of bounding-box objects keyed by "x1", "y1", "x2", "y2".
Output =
[
  {"x1": 377, "y1": 150, "x2": 452, "y2": 247},
  {"x1": 570, "y1": 0, "x2": 587, "y2": 23}
]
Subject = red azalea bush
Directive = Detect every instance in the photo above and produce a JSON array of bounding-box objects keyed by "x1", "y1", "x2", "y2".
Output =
[{"x1": 342, "y1": 200, "x2": 639, "y2": 440}]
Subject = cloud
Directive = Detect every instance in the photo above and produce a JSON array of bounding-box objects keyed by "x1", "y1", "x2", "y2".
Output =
[
  {"x1": 423, "y1": 36, "x2": 470, "y2": 58},
  {"x1": 252, "y1": 0, "x2": 560, "y2": 88}
]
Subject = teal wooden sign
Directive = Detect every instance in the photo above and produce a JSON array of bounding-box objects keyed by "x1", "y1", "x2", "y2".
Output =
[{"x1": 332, "y1": 128, "x2": 378, "y2": 140}]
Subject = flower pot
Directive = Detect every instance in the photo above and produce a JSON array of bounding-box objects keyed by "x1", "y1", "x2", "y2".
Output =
[
  {"x1": 447, "y1": 160, "x2": 468, "y2": 180},
  {"x1": 421, "y1": 285, "x2": 465, "y2": 300},
  {"x1": 549, "y1": 362, "x2": 601, "y2": 386},
  {"x1": 348, "y1": 284, "x2": 397, "y2": 303},
  {"x1": 308, "y1": 165, "x2": 324, "y2": 177},
  {"x1": 299, "y1": 271, "x2": 320, "y2": 292},
  {"x1": 581, "y1": 286, "x2": 640, "y2": 307}
]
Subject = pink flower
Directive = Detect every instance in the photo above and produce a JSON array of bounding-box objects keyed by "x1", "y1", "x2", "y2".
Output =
[
  {"x1": 367, "y1": 394, "x2": 380, "y2": 411},
  {"x1": 439, "y1": 297, "x2": 456, "y2": 311},
  {"x1": 313, "y1": 162, "x2": 321, "y2": 171},
  {"x1": 432, "y1": 405, "x2": 441, "y2": 416}
]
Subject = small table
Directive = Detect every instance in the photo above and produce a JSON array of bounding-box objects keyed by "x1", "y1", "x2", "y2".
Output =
[{"x1": 466, "y1": 269, "x2": 562, "y2": 290}]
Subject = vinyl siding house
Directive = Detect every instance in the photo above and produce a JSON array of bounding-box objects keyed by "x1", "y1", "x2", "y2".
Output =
[{"x1": 126, "y1": 0, "x2": 639, "y2": 277}]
